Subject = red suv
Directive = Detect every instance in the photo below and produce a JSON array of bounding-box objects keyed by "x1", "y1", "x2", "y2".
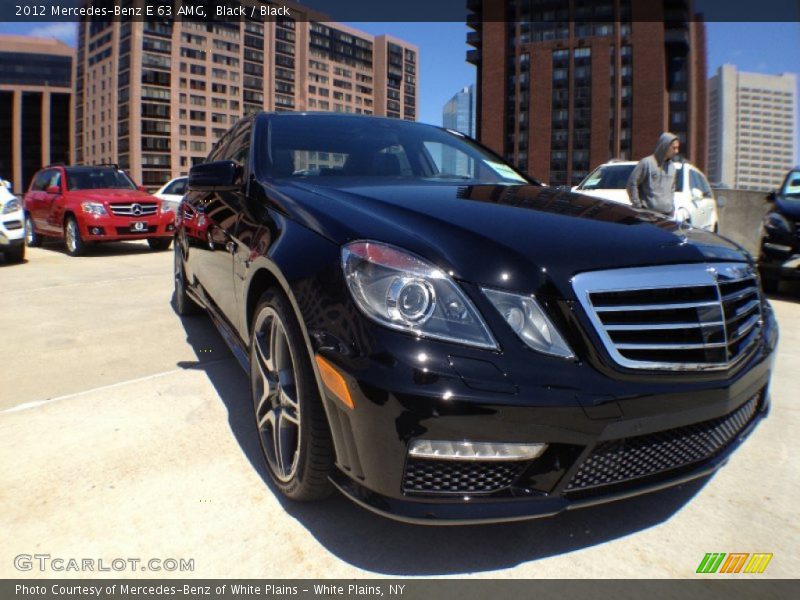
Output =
[{"x1": 23, "y1": 164, "x2": 175, "y2": 256}]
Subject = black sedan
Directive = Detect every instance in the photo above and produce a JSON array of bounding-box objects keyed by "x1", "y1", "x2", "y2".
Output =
[
  {"x1": 759, "y1": 167, "x2": 800, "y2": 292},
  {"x1": 174, "y1": 113, "x2": 777, "y2": 524}
]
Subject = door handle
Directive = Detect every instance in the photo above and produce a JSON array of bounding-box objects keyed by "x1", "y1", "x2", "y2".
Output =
[{"x1": 226, "y1": 241, "x2": 236, "y2": 254}]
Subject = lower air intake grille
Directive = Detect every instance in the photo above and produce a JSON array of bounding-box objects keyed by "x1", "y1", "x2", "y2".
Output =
[
  {"x1": 403, "y1": 458, "x2": 526, "y2": 495},
  {"x1": 565, "y1": 395, "x2": 760, "y2": 494}
]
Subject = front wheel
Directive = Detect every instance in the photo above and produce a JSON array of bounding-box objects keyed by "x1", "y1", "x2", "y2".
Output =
[
  {"x1": 4, "y1": 244, "x2": 25, "y2": 264},
  {"x1": 64, "y1": 216, "x2": 86, "y2": 256},
  {"x1": 173, "y1": 244, "x2": 202, "y2": 316},
  {"x1": 25, "y1": 214, "x2": 41, "y2": 247},
  {"x1": 148, "y1": 237, "x2": 172, "y2": 251},
  {"x1": 250, "y1": 289, "x2": 334, "y2": 501}
]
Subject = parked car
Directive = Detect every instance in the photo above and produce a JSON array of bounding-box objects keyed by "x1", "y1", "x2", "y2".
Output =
[
  {"x1": 153, "y1": 176, "x2": 188, "y2": 214},
  {"x1": 758, "y1": 167, "x2": 800, "y2": 292},
  {"x1": 23, "y1": 164, "x2": 175, "y2": 256},
  {"x1": 573, "y1": 160, "x2": 720, "y2": 232},
  {"x1": 175, "y1": 113, "x2": 776, "y2": 524},
  {"x1": 0, "y1": 181, "x2": 25, "y2": 263}
]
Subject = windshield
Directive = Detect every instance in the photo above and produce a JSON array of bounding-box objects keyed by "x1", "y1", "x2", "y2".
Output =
[
  {"x1": 66, "y1": 168, "x2": 137, "y2": 191},
  {"x1": 264, "y1": 115, "x2": 532, "y2": 185},
  {"x1": 782, "y1": 170, "x2": 800, "y2": 196},
  {"x1": 576, "y1": 164, "x2": 635, "y2": 190}
]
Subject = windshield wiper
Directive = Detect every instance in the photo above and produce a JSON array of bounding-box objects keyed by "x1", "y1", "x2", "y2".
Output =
[{"x1": 425, "y1": 173, "x2": 475, "y2": 180}]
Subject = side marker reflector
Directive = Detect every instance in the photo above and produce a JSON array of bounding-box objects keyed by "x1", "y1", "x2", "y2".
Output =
[{"x1": 315, "y1": 355, "x2": 355, "y2": 410}]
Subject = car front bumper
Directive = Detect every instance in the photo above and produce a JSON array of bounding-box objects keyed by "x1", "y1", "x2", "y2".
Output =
[
  {"x1": 313, "y1": 305, "x2": 778, "y2": 525},
  {"x1": 78, "y1": 212, "x2": 176, "y2": 242},
  {"x1": 0, "y1": 209, "x2": 25, "y2": 247}
]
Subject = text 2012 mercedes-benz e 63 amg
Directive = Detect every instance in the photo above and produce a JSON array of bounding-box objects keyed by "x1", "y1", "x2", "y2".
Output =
[{"x1": 174, "y1": 113, "x2": 777, "y2": 524}]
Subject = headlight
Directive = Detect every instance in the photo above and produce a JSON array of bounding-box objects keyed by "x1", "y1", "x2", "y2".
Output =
[
  {"x1": 763, "y1": 212, "x2": 791, "y2": 233},
  {"x1": 341, "y1": 241, "x2": 497, "y2": 349},
  {"x1": 81, "y1": 201, "x2": 107, "y2": 216},
  {"x1": 2, "y1": 197, "x2": 21, "y2": 213},
  {"x1": 160, "y1": 202, "x2": 174, "y2": 214},
  {"x1": 482, "y1": 288, "x2": 574, "y2": 358}
]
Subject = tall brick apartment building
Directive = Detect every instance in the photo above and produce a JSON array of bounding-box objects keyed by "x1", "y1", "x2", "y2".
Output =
[
  {"x1": 467, "y1": 0, "x2": 707, "y2": 186},
  {"x1": 75, "y1": 1, "x2": 418, "y2": 187}
]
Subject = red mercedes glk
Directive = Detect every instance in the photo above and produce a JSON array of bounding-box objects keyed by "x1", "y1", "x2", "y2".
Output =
[{"x1": 23, "y1": 164, "x2": 175, "y2": 256}]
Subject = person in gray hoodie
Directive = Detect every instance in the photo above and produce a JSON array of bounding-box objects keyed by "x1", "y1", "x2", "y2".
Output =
[{"x1": 626, "y1": 132, "x2": 680, "y2": 216}]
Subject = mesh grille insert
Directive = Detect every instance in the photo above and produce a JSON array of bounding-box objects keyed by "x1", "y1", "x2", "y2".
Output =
[
  {"x1": 565, "y1": 395, "x2": 759, "y2": 494},
  {"x1": 402, "y1": 458, "x2": 526, "y2": 495}
]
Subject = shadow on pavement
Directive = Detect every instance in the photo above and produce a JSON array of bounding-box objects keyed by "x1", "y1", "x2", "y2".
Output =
[
  {"x1": 37, "y1": 238, "x2": 163, "y2": 257},
  {"x1": 174, "y1": 301, "x2": 713, "y2": 576}
]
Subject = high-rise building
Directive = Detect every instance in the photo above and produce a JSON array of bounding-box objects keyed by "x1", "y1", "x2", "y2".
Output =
[
  {"x1": 442, "y1": 84, "x2": 476, "y2": 174},
  {"x1": 75, "y1": 3, "x2": 418, "y2": 187},
  {"x1": 708, "y1": 65, "x2": 797, "y2": 191},
  {"x1": 0, "y1": 36, "x2": 73, "y2": 194},
  {"x1": 467, "y1": 0, "x2": 707, "y2": 186}
]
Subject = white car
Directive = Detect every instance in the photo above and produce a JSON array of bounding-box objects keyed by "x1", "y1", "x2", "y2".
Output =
[
  {"x1": 0, "y1": 182, "x2": 25, "y2": 263},
  {"x1": 153, "y1": 176, "x2": 187, "y2": 214},
  {"x1": 572, "y1": 160, "x2": 720, "y2": 232}
]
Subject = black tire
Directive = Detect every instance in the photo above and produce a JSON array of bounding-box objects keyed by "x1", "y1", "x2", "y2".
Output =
[
  {"x1": 173, "y1": 243, "x2": 202, "y2": 316},
  {"x1": 148, "y1": 237, "x2": 172, "y2": 251},
  {"x1": 64, "y1": 215, "x2": 86, "y2": 256},
  {"x1": 24, "y1": 214, "x2": 41, "y2": 247},
  {"x1": 250, "y1": 289, "x2": 334, "y2": 501},
  {"x1": 4, "y1": 244, "x2": 25, "y2": 264}
]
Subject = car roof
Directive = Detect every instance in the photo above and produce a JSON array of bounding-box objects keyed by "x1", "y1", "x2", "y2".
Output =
[{"x1": 596, "y1": 160, "x2": 701, "y2": 171}]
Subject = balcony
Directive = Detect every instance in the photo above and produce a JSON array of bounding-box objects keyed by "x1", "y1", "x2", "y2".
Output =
[
  {"x1": 466, "y1": 49, "x2": 481, "y2": 65},
  {"x1": 467, "y1": 30, "x2": 481, "y2": 47}
]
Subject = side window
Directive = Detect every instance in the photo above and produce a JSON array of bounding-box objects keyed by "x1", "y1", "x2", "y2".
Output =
[
  {"x1": 30, "y1": 170, "x2": 51, "y2": 191},
  {"x1": 48, "y1": 171, "x2": 61, "y2": 190},
  {"x1": 228, "y1": 123, "x2": 252, "y2": 170},
  {"x1": 697, "y1": 172, "x2": 712, "y2": 197},
  {"x1": 674, "y1": 167, "x2": 685, "y2": 192},
  {"x1": 164, "y1": 178, "x2": 187, "y2": 195}
]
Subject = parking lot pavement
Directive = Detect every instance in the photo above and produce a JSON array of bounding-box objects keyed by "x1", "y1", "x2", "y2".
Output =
[{"x1": 1, "y1": 243, "x2": 799, "y2": 578}]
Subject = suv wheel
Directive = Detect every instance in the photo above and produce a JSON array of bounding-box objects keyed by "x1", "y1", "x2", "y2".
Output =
[
  {"x1": 4, "y1": 244, "x2": 25, "y2": 264},
  {"x1": 173, "y1": 244, "x2": 202, "y2": 316},
  {"x1": 64, "y1": 216, "x2": 86, "y2": 256},
  {"x1": 148, "y1": 238, "x2": 172, "y2": 251},
  {"x1": 250, "y1": 289, "x2": 334, "y2": 501},
  {"x1": 25, "y1": 214, "x2": 41, "y2": 247}
]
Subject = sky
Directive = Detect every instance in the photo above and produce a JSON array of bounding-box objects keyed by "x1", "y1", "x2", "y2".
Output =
[{"x1": 0, "y1": 19, "x2": 797, "y2": 160}]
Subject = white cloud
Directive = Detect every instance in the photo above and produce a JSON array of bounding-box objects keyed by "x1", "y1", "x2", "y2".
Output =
[{"x1": 28, "y1": 23, "x2": 77, "y2": 46}]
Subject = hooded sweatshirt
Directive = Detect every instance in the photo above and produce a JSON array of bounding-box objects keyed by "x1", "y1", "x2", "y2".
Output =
[{"x1": 626, "y1": 132, "x2": 678, "y2": 215}]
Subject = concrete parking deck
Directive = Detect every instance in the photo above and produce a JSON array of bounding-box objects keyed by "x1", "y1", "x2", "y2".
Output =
[{"x1": 1, "y1": 242, "x2": 798, "y2": 578}]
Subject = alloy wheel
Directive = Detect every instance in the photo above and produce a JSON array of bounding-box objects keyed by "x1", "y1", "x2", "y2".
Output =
[
  {"x1": 66, "y1": 220, "x2": 77, "y2": 254},
  {"x1": 251, "y1": 307, "x2": 301, "y2": 483}
]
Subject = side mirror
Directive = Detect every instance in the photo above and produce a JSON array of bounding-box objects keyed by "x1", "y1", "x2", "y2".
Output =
[
  {"x1": 189, "y1": 161, "x2": 242, "y2": 192},
  {"x1": 46, "y1": 185, "x2": 60, "y2": 195},
  {"x1": 716, "y1": 195, "x2": 727, "y2": 209},
  {"x1": 691, "y1": 187, "x2": 703, "y2": 201},
  {"x1": 766, "y1": 190, "x2": 777, "y2": 203},
  {"x1": 137, "y1": 185, "x2": 148, "y2": 193}
]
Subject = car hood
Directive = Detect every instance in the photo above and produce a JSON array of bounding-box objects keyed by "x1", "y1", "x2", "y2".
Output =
[
  {"x1": 69, "y1": 189, "x2": 155, "y2": 204},
  {"x1": 775, "y1": 195, "x2": 800, "y2": 219},
  {"x1": 273, "y1": 180, "x2": 749, "y2": 298}
]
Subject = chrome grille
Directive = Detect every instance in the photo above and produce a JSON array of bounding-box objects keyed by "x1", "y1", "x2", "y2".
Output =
[
  {"x1": 109, "y1": 202, "x2": 158, "y2": 217},
  {"x1": 573, "y1": 263, "x2": 762, "y2": 370}
]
